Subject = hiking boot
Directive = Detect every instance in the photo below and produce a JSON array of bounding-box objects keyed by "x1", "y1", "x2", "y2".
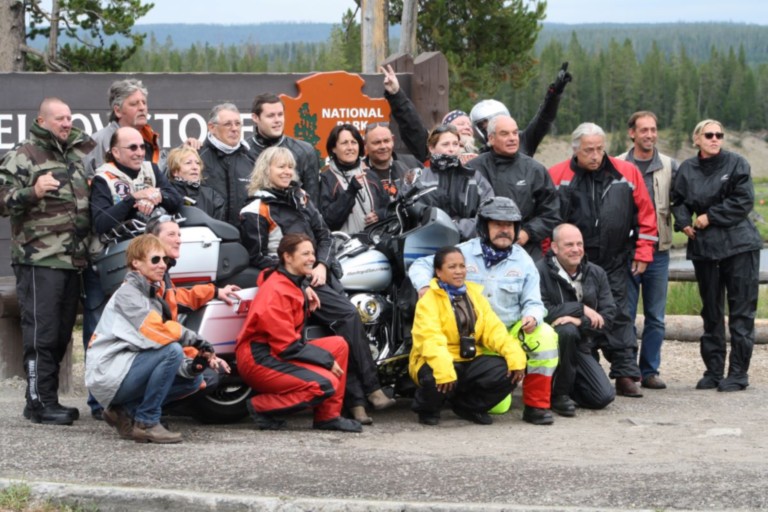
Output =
[
  {"x1": 103, "y1": 406, "x2": 134, "y2": 439},
  {"x1": 695, "y1": 374, "x2": 722, "y2": 390},
  {"x1": 26, "y1": 403, "x2": 75, "y2": 426},
  {"x1": 313, "y1": 417, "x2": 363, "y2": 433},
  {"x1": 246, "y1": 400, "x2": 287, "y2": 430},
  {"x1": 350, "y1": 405, "x2": 373, "y2": 425},
  {"x1": 550, "y1": 395, "x2": 576, "y2": 417},
  {"x1": 367, "y1": 389, "x2": 396, "y2": 410},
  {"x1": 616, "y1": 377, "x2": 643, "y2": 397},
  {"x1": 717, "y1": 375, "x2": 749, "y2": 392},
  {"x1": 452, "y1": 406, "x2": 493, "y2": 425},
  {"x1": 522, "y1": 405, "x2": 554, "y2": 425},
  {"x1": 132, "y1": 422, "x2": 182, "y2": 444},
  {"x1": 641, "y1": 375, "x2": 667, "y2": 390}
]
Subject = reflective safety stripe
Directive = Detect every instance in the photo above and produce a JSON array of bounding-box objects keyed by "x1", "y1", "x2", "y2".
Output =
[
  {"x1": 527, "y1": 365, "x2": 556, "y2": 377},
  {"x1": 527, "y1": 349, "x2": 559, "y2": 365},
  {"x1": 639, "y1": 233, "x2": 659, "y2": 241}
]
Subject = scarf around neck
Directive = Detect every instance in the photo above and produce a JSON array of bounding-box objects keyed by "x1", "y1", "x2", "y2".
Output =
[
  {"x1": 207, "y1": 132, "x2": 246, "y2": 155},
  {"x1": 480, "y1": 241, "x2": 512, "y2": 268}
]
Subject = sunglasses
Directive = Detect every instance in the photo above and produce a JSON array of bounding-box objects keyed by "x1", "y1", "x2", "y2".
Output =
[
  {"x1": 366, "y1": 121, "x2": 390, "y2": 130},
  {"x1": 150, "y1": 255, "x2": 171, "y2": 265},
  {"x1": 518, "y1": 329, "x2": 540, "y2": 354},
  {"x1": 703, "y1": 132, "x2": 724, "y2": 140},
  {"x1": 431, "y1": 124, "x2": 459, "y2": 135},
  {"x1": 120, "y1": 144, "x2": 144, "y2": 152}
]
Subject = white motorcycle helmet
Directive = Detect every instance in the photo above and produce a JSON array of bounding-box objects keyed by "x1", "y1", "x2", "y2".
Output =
[{"x1": 469, "y1": 99, "x2": 510, "y2": 143}]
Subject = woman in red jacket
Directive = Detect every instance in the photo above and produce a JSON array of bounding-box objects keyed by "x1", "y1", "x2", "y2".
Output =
[{"x1": 235, "y1": 233, "x2": 362, "y2": 432}]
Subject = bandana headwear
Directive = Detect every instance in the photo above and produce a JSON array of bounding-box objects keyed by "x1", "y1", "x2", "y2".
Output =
[
  {"x1": 442, "y1": 110, "x2": 468, "y2": 125},
  {"x1": 429, "y1": 153, "x2": 461, "y2": 172},
  {"x1": 480, "y1": 241, "x2": 512, "y2": 268}
]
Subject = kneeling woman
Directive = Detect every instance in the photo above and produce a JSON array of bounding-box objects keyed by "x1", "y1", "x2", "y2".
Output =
[
  {"x1": 410, "y1": 246, "x2": 526, "y2": 425},
  {"x1": 85, "y1": 235, "x2": 210, "y2": 444},
  {"x1": 236, "y1": 233, "x2": 361, "y2": 432}
]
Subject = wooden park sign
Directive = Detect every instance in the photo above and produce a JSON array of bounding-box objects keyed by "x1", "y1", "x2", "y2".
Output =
[{"x1": 281, "y1": 71, "x2": 391, "y2": 159}]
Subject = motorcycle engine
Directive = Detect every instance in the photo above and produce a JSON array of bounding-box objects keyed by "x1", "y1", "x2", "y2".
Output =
[{"x1": 349, "y1": 293, "x2": 389, "y2": 325}]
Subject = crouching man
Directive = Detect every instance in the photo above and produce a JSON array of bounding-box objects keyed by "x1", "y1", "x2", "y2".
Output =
[{"x1": 537, "y1": 223, "x2": 616, "y2": 416}]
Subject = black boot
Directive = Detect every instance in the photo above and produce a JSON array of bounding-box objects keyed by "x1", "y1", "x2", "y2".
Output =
[{"x1": 26, "y1": 402, "x2": 75, "y2": 425}]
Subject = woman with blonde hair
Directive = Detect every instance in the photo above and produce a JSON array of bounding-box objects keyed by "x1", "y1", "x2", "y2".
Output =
[
  {"x1": 671, "y1": 119, "x2": 762, "y2": 392},
  {"x1": 238, "y1": 146, "x2": 395, "y2": 424}
]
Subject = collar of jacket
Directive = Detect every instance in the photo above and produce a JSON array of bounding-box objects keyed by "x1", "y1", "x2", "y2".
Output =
[
  {"x1": 30, "y1": 121, "x2": 90, "y2": 153},
  {"x1": 697, "y1": 149, "x2": 727, "y2": 171},
  {"x1": 124, "y1": 270, "x2": 157, "y2": 296},
  {"x1": 625, "y1": 147, "x2": 662, "y2": 174},
  {"x1": 250, "y1": 130, "x2": 285, "y2": 149},
  {"x1": 569, "y1": 155, "x2": 623, "y2": 181},
  {"x1": 111, "y1": 159, "x2": 142, "y2": 179},
  {"x1": 491, "y1": 149, "x2": 520, "y2": 165}
]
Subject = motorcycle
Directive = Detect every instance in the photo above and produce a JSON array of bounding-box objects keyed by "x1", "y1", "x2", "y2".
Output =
[{"x1": 92, "y1": 186, "x2": 459, "y2": 423}]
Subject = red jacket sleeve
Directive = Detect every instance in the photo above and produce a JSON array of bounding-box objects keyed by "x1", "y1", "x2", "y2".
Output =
[{"x1": 612, "y1": 158, "x2": 658, "y2": 263}]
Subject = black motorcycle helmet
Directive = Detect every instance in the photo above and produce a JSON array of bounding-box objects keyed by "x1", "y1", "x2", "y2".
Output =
[{"x1": 476, "y1": 197, "x2": 522, "y2": 244}]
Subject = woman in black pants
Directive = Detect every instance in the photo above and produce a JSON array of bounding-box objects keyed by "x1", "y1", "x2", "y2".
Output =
[
  {"x1": 671, "y1": 119, "x2": 762, "y2": 392},
  {"x1": 239, "y1": 146, "x2": 396, "y2": 423}
]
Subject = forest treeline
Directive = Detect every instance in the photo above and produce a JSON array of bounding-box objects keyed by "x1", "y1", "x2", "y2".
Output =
[{"x1": 121, "y1": 23, "x2": 768, "y2": 149}]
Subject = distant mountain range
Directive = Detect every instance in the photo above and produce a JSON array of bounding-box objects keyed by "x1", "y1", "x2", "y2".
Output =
[
  {"x1": 31, "y1": 21, "x2": 768, "y2": 65},
  {"x1": 132, "y1": 21, "x2": 768, "y2": 63}
]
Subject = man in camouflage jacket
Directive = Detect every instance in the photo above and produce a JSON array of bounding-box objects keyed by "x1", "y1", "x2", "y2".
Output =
[{"x1": 0, "y1": 97, "x2": 94, "y2": 425}]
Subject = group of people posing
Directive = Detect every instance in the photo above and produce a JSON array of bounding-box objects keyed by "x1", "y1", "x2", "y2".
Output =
[{"x1": 0, "y1": 64, "x2": 761, "y2": 442}]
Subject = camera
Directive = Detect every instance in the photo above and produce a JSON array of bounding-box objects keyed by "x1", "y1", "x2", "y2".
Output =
[{"x1": 459, "y1": 336, "x2": 477, "y2": 359}]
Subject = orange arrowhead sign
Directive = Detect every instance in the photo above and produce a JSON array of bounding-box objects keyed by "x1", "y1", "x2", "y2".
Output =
[{"x1": 280, "y1": 71, "x2": 391, "y2": 159}]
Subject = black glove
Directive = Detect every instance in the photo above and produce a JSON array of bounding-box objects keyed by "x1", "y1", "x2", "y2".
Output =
[
  {"x1": 185, "y1": 354, "x2": 208, "y2": 376},
  {"x1": 193, "y1": 338, "x2": 215, "y2": 355},
  {"x1": 549, "y1": 62, "x2": 572, "y2": 95}
]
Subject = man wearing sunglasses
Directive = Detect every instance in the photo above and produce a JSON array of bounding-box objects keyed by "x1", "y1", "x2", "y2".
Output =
[
  {"x1": 537, "y1": 223, "x2": 616, "y2": 416},
  {"x1": 85, "y1": 126, "x2": 182, "y2": 419},
  {"x1": 549, "y1": 122, "x2": 658, "y2": 399},
  {"x1": 0, "y1": 97, "x2": 94, "y2": 425},
  {"x1": 617, "y1": 112, "x2": 679, "y2": 392}
]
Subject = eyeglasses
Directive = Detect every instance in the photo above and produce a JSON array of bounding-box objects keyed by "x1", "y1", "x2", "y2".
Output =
[
  {"x1": 150, "y1": 255, "x2": 171, "y2": 265},
  {"x1": 518, "y1": 329, "x2": 540, "y2": 354},
  {"x1": 703, "y1": 132, "x2": 724, "y2": 140},
  {"x1": 120, "y1": 144, "x2": 144, "y2": 152},
  {"x1": 366, "y1": 122, "x2": 390, "y2": 130},
  {"x1": 215, "y1": 121, "x2": 242, "y2": 129}
]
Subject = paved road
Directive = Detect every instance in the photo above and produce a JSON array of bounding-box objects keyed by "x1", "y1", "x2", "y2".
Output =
[{"x1": 2, "y1": 341, "x2": 767, "y2": 511}]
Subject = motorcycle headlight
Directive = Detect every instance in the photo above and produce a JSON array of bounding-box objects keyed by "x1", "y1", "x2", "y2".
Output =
[{"x1": 349, "y1": 293, "x2": 385, "y2": 324}]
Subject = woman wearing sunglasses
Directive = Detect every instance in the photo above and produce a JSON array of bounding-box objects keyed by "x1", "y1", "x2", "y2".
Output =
[
  {"x1": 409, "y1": 246, "x2": 525, "y2": 426},
  {"x1": 85, "y1": 235, "x2": 212, "y2": 443},
  {"x1": 405, "y1": 124, "x2": 494, "y2": 241},
  {"x1": 671, "y1": 120, "x2": 762, "y2": 392}
]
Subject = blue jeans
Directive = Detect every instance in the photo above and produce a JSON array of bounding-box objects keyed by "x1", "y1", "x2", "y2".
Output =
[
  {"x1": 627, "y1": 250, "x2": 670, "y2": 378},
  {"x1": 82, "y1": 266, "x2": 108, "y2": 414},
  {"x1": 111, "y1": 343, "x2": 202, "y2": 425}
]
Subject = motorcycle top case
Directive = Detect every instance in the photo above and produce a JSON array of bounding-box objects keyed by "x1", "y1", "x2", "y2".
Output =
[{"x1": 171, "y1": 226, "x2": 221, "y2": 283}]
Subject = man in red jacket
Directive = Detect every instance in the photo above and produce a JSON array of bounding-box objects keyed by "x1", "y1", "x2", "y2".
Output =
[{"x1": 548, "y1": 122, "x2": 658, "y2": 398}]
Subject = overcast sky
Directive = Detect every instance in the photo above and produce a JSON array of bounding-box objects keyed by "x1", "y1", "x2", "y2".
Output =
[{"x1": 139, "y1": 0, "x2": 767, "y2": 25}]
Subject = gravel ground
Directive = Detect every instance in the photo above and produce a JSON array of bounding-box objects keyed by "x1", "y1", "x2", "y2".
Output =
[{"x1": 2, "y1": 340, "x2": 768, "y2": 511}]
